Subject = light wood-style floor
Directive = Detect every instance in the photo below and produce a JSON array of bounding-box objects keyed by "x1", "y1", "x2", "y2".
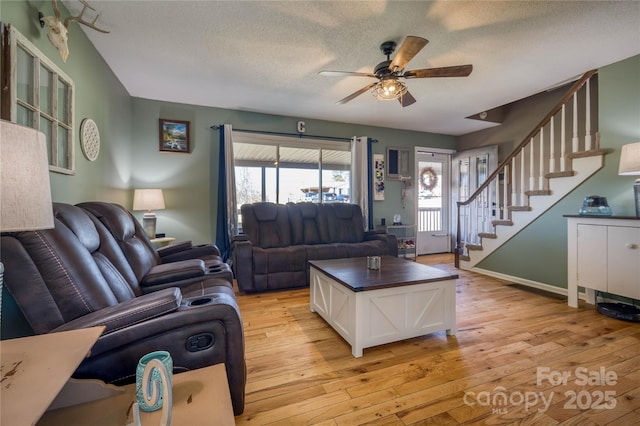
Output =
[{"x1": 234, "y1": 254, "x2": 640, "y2": 425}]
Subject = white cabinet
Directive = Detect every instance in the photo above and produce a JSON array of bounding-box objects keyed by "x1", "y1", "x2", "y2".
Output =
[
  {"x1": 567, "y1": 216, "x2": 640, "y2": 307},
  {"x1": 575, "y1": 224, "x2": 608, "y2": 292},
  {"x1": 608, "y1": 226, "x2": 640, "y2": 299}
]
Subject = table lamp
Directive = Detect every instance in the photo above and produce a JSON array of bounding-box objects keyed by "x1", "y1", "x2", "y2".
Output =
[
  {"x1": 618, "y1": 141, "x2": 640, "y2": 217},
  {"x1": 133, "y1": 189, "x2": 165, "y2": 238},
  {"x1": 0, "y1": 120, "x2": 55, "y2": 330}
]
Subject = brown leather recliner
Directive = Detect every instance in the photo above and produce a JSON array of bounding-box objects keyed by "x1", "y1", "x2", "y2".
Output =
[
  {"x1": 1, "y1": 203, "x2": 246, "y2": 415},
  {"x1": 77, "y1": 201, "x2": 233, "y2": 289}
]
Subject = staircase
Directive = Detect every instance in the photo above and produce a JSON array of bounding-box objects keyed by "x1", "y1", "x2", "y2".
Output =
[{"x1": 456, "y1": 70, "x2": 610, "y2": 269}]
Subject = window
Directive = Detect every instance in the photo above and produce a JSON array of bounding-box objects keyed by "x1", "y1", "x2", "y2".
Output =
[
  {"x1": 233, "y1": 132, "x2": 351, "y2": 209},
  {"x1": 1, "y1": 24, "x2": 75, "y2": 174}
]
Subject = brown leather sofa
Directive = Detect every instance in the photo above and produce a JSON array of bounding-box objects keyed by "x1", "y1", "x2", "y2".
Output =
[
  {"x1": 232, "y1": 202, "x2": 397, "y2": 292},
  {"x1": 1, "y1": 202, "x2": 246, "y2": 415}
]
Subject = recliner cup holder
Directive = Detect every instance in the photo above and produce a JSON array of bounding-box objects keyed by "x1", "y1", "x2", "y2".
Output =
[{"x1": 188, "y1": 297, "x2": 213, "y2": 306}]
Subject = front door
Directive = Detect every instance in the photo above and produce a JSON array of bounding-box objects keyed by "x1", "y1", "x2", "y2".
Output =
[
  {"x1": 415, "y1": 151, "x2": 451, "y2": 255},
  {"x1": 451, "y1": 145, "x2": 498, "y2": 250}
]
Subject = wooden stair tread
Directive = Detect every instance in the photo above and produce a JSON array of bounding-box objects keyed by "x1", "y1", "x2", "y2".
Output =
[
  {"x1": 525, "y1": 189, "x2": 552, "y2": 196},
  {"x1": 566, "y1": 148, "x2": 612, "y2": 159},
  {"x1": 546, "y1": 170, "x2": 576, "y2": 178},
  {"x1": 508, "y1": 206, "x2": 532, "y2": 212},
  {"x1": 465, "y1": 244, "x2": 483, "y2": 251},
  {"x1": 478, "y1": 232, "x2": 497, "y2": 239},
  {"x1": 492, "y1": 220, "x2": 513, "y2": 226}
]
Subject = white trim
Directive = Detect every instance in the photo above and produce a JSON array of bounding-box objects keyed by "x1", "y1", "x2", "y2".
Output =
[
  {"x1": 7, "y1": 25, "x2": 75, "y2": 174},
  {"x1": 415, "y1": 146, "x2": 455, "y2": 155},
  {"x1": 232, "y1": 130, "x2": 349, "y2": 151},
  {"x1": 471, "y1": 266, "x2": 587, "y2": 301}
]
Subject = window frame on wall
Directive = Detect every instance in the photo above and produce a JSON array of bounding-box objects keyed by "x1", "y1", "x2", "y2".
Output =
[
  {"x1": 1, "y1": 23, "x2": 75, "y2": 174},
  {"x1": 232, "y1": 131, "x2": 352, "y2": 206}
]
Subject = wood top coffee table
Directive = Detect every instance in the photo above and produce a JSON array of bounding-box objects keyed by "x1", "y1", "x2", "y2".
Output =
[{"x1": 309, "y1": 256, "x2": 458, "y2": 357}]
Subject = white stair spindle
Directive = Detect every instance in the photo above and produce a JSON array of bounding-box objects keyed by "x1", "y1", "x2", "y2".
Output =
[
  {"x1": 487, "y1": 186, "x2": 492, "y2": 231},
  {"x1": 493, "y1": 175, "x2": 499, "y2": 223},
  {"x1": 503, "y1": 164, "x2": 509, "y2": 219},
  {"x1": 549, "y1": 116, "x2": 556, "y2": 174},
  {"x1": 467, "y1": 204, "x2": 473, "y2": 243},
  {"x1": 572, "y1": 93, "x2": 579, "y2": 152},
  {"x1": 482, "y1": 185, "x2": 491, "y2": 232},
  {"x1": 520, "y1": 149, "x2": 526, "y2": 205},
  {"x1": 561, "y1": 105, "x2": 567, "y2": 171},
  {"x1": 529, "y1": 138, "x2": 535, "y2": 191},
  {"x1": 511, "y1": 157, "x2": 517, "y2": 207},
  {"x1": 584, "y1": 79, "x2": 592, "y2": 151},
  {"x1": 468, "y1": 201, "x2": 473, "y2": 244},
  {"x1": 479, "y1": 190, "x2": 485, "y2": 234},
  {"x1": 472, "y1": 199, "x2": 478, "y2": 243},
  {"x1": 539, "y1": 129, "x2": 545, "y2": 189}
]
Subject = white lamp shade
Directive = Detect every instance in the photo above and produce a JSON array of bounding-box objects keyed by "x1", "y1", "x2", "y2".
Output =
[
  {"x1": 0, "y1": 120, "x2": 54, "y2": 232},
  {"x1": 133, "y1": 189, "x2": 165, "y2": 211},
  {"x1": 619, "y1": 142, "x2": 640, "y2": 175}
]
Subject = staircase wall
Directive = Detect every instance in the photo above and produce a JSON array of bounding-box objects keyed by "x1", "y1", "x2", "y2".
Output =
[
  {"x1": 458, "y1": 82, "x2": 582, "y2": 163},
  {"x1": 475, "y1": 54, "x2": 640, "y2": 291}
]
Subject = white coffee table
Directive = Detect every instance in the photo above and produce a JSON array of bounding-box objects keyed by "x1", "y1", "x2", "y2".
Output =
[{"x1": 309, "y1": 256, "x2": 458, "y2": 357}]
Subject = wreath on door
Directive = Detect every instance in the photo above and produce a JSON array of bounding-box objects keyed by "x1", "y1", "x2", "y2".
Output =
[{"x1": 419, "y1": 166, "x2": 438, "y2": 192}]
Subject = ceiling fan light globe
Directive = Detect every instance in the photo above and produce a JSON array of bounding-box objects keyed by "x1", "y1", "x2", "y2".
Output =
[{"x1": 372, "y1": 79, "x2": 407, "y2": 101}]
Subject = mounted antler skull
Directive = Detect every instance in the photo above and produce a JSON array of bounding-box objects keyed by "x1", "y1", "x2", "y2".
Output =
[{"x1": 39, "y1": 0, "x2": 109, "y2": 62}]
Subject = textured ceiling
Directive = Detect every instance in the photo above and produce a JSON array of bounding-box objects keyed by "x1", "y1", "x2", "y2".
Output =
[{"x1": 62, "y1": 1, "x2": 640, "y2": 136}]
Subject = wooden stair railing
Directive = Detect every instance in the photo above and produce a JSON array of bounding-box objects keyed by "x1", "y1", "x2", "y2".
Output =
[{"x1": 455, "y1": 69, "x2": 601, "y2": 268}]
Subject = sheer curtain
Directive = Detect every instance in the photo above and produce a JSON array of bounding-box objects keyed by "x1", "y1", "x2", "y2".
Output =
[
  {"x1": 351, "y1": 136, "x2": 373, "y2": 230},
  {"x1": 215, "y1": 124, "x2": 238, "y2": 261}
]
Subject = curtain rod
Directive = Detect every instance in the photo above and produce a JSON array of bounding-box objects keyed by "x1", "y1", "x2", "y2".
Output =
[{"x1": 210, "y1": 125, "x2": 376, "y2": 143}]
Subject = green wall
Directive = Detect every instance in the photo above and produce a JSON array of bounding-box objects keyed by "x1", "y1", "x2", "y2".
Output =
[
  {"x1": 1, "y1": 0, "x2": 132, "y2": 338},
  {"x1": 1, "y1": 0, "x2": 133, "y2": 205},
  {"x1": 477, "y1": 55, "x2": 640, "y2": 288},
  {"x1": 130, "y1": 97, "x2": 456, "y2": 244}
]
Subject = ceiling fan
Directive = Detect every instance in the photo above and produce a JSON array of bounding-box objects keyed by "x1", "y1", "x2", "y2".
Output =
[{"x1": 319, "y1": 36, "x2": 473, "y2": 107}]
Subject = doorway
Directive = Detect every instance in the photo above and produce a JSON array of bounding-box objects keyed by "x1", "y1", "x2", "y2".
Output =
[
  {"x1": 451, "y1": 145, "x2": 499, "y2": 250},
  {"x1": 415, "y1": 150, "x2": 452, "y2": 255}
]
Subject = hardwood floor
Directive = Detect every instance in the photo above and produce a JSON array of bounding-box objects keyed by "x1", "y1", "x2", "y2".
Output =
[{"x1": 234, "y1": 254, "x2": 640, "y2": 425}]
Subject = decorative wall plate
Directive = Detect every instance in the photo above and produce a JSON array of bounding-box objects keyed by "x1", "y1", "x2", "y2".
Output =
[{"x1": 80, "y1": 118, "x2": 100, "y2": 161}]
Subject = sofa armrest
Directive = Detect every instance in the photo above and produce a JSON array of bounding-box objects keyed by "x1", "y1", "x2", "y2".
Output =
[
  {"x1": 364, "y1": 231, "x2": 398, "y2": 257},
  {"x1": 72, "y1": 289, "x2": 246, "y2": 414},
  {"x1": 158, "y1": 242, "x2": 222, "y2": 262},
  {"x1": 141, "y1": 259, "x2": 207, "y2": 287},
  {"x1": 157, "y1": 240, "x2": 192, "y2": 255},
  {"x1": 231, "y1": 237, "x2": 254, "y2": 291},
  {"x1": 52, "y1": 288, "x2": 181, "y2": 335}
]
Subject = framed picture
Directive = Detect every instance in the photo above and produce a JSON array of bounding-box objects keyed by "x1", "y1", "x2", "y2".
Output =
[
  {"x1": 373, "y1": 153, "x2": 385, "y2": 201},
  {"x1": 159, "y1": 119, "x2": 190, "y2": 153}
]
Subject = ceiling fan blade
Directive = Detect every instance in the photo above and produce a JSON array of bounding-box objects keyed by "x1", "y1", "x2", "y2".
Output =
[
  {"x1": 403, "y1": 64, "x2": 473, "y2": 79},
  {"x1": 389, "y1": 36, "x2": 428, "y2": 72},
  {"x1": 336, "y1": 82, "x2": 378, "y2": 104},
  {"x1": 319, "y1": 70, "x2": 376, "y2": 78},
  {"x1": 398, "y1": 90, "x2": 416, "y2": 107}
]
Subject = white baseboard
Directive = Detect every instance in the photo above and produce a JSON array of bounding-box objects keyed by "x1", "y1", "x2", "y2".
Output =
[{"x1": 470, "y1": 267, "x2": 587, "y2": 302}]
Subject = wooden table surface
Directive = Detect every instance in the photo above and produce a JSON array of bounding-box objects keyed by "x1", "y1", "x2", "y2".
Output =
[
  {"x1": 309, "y1": 256, "x2": 458, "y2": 292},
  {"x1": 0, "y1": 327, "x2": 105, "y2": 426}
]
